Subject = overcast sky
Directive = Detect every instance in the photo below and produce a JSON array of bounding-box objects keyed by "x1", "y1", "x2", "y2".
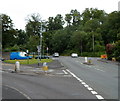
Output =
[{"x1": 0, "y1": 0, "x2": 119, "y2": 30}]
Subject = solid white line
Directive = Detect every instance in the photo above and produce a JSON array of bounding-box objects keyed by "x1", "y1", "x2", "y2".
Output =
[{"x1": 62, "y1": 70, "x2": 68, "y2": 74}]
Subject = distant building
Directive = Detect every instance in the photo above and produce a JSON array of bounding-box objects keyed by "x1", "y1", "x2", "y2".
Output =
[{"x1": 118, "y1": 1, "x2": 120, "y2": 11}]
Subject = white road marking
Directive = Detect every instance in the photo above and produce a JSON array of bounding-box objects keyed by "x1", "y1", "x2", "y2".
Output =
[
  {"x1": 91, "y1": 91, "x2": 98, "y2": 94},
  {"x1": 96, "y1": 95, "x2": 104, "y2": 99},
  {"x1": 81, "y1": 82, "x2": 86, "y2": 85},
  {"x1": 94, "y1": 68, "x2": 105, "y2": 72},
  {"x1": 62, "y1": 70, "x2": 68, "y2": 74},
  {"x1": 4, "y1": 85, "x2": 32, "y2": 100},
  {"x1": 84, "y1": 84, "x2": 89, "y2": 87},
  {"x1": 87, "y1": 87, "x2": 93, "y2": 91},
  {"x1": 66, "y1": 69, "x2": 104, "y2": 100}
]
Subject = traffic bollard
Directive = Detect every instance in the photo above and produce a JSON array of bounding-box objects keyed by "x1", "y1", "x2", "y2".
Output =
[
  {"x1": 42, "y1": 62, "x2": 48, "y2": 73},
  {"x1": 14, "y1": 61, "x2": 20, "y2": 72}
]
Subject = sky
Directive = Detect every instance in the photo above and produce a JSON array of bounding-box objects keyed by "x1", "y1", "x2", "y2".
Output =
[{"x1": 0, "y1": 0, "x2": 120, "y2": 30}]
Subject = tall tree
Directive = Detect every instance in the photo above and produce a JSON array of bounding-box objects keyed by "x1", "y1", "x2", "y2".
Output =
[
  {"x1": 54, "y1": 14, "x2": 64, "y2": 30},
  {"x1": 65, "y1": 14, "x2": 72, "y2": 26},
  {"x1": 101, "y1": 11, "x2": 120, "y2": 45},
  {"x1": 1, "y1": 14, "x2": 17, "y2": 48},
  {"x1": 25, "y1": 13, "x2": 41, "y2": 37},
  {"x1": 70, "y1": 9, "x2": 81, "y2": 26}
]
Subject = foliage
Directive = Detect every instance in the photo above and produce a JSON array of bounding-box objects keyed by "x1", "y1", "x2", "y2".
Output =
[
  {"x1": 1, "y1": 8, "x2": 120, "y2": 61},
  {"x1": 106, "y1": 43, "x2": 115, "y2": 60},
  {"x1": 114, "y1": 40, "x2": 120, "y2": 61}
]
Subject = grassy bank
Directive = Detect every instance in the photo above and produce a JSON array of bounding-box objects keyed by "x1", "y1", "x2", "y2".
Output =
[{"x1": 4, "y1": 59, "x2": 53, "y2": 65}]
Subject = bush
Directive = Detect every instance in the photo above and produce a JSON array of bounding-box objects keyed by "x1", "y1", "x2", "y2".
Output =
[
  {"x1": 3, "y1": 45, "x2": 20, "y2": 52},
  {"x1": 82, "y1": 52, "x2": 105, "y2": 57},
  {"x1": 3, "y1": 48, "x2": 11, "y2": 52},
  {"x1": 10, "y1": 44, "x2": 19, "y2": 51}
]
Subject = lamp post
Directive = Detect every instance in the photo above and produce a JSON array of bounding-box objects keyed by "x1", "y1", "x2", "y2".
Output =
[
  {"x1": 39, "y1": 31, "x2": 42, "y2": 61},
  {"x1": 37, "y1": 22, "x2": 42, "y2": 66}
]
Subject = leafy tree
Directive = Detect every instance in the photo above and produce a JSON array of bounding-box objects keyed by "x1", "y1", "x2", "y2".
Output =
[
  {"x1": 70, "y1": 9, "x2": 81, "y2": 26},
  {"x1": 26, "y1": 35, "x2": 39, "y2": 52},
  {"x1": 54, "y1": 14, "x2": 64, "y2": 30},
  {"x1": 65, "y1": 14, "x2": 72, "y2": 26},
  {"x1": 0, "y1": 14, "x2": 17, "y2": 48},
  {"x1": 70, "y1": 31, "x2": 87, "y2": 55},
  {"x1": 114, "y1": 40, "x2": 120, "y2": 61},
  {"x1": 25, "y1": 13, "x2": 41, "y2": 37},
  {"x1": 17, "y1": 29, "x2": 28, "y2": 45},
  {"x1": 51, "y1": 29, "x2": 70, "y2": 54},
  {"x1": 101, "y1": 11, "x2": 120, "y2": 45},
  {"x1": 47, "y1": 17, "x2": 55, "y2": 31}
]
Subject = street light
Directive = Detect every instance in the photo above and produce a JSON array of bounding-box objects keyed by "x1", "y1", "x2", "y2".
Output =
[
  {"x1": 37, "y1": 22, "x2": 43, "y2": 66},
  {"x1": 39, "y1": 31, "x2": 42, "y2": 61}
]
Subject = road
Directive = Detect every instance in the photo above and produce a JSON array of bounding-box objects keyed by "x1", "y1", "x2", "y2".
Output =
[
  {"x1": 2, "y1": 62, "x2": 97, "y2": 100},
  {"x1": 2, "y1": 56, "x2": 119, "y2": 100},
  {"x1": 59, "y1": 56, "x2": 119, "y2": 99}
]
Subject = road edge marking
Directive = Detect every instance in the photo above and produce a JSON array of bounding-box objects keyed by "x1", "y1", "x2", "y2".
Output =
[{"x1": 66, "y1": 69, "x2": 104, "y2": 100}]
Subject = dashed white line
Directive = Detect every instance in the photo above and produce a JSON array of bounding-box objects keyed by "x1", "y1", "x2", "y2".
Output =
[
  {"x1": 91, "y1": 91, "x2": 98, "y2": 94},
  {"x1": 66, "y1": 69, "x2": 104, "y2": 100},
  {"x1": 87, "y1": 87, "x2": 93, "y2": 91},
  {"x1": 96, "y1": 95, "x2": 104, "y2": 99},
  {"x1": 81, "y1": 82, "x2": 86, "y2": 85},
  {"x1": 84, "y1": 84, "x2": 89, "y2": 87}
]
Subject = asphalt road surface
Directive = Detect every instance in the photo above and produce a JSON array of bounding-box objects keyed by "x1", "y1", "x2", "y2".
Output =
[
  {"x1": 59, "y1": 56, "x2": 119, "y2": 100},
  {"x1": 1, "y1": 56, "x2": 119, "y2": 100},
  {"x1": 2, "y1": 64, "x2": 97, "y2": 100}
]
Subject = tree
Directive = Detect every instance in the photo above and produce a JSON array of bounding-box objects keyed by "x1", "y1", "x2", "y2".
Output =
[
  {"x1": 26, "y1": 35, "x2": 39, "y2": 52},
  {"x1": 54, "y1": 14, "x2": 64, "y2": 30},
  {"x1": 101, "y1": 11, "x2": 120, "y2": 45},
  {"x1": 25, "y1": 13, "x2": 41, "y2": 37},
  {"x1": 70, "y1": 9, "x2": 81, "y2": 26},
  {"x1": 0, "y1": 14, "x2": 17, "y2": 48},
  {"x1": 70, "y1": 31, "x2": 87, "y2": 55},
  {"x1": 65, "y1": 14, "x2": 72, "y2": 26},
  {"x1": 17, "y1": 29, "x2": 28, "y2": 45},
  {"x1": 114, "y1": 40, "x2": 120, "y2": 61}
]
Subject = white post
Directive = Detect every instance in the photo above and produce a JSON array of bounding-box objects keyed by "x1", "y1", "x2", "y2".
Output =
[
  {"x1": 85, "y1": 57, "x2": 88, "y2": 63},
  {"x1": 15, "y1": 61, "x2": 20, "y2": 72}
]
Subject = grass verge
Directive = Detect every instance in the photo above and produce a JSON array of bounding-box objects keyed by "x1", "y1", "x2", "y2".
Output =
[{"x1": 4, "y1": 59, "x2": 53, "y2": 65}]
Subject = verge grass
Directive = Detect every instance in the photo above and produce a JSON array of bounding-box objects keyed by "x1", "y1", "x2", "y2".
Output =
[{"x1": 4, "y1": 58, "x2": 53, "y2": 65}]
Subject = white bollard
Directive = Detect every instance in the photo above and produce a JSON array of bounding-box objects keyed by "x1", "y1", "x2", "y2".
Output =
[
  {"x1": 15, "y1": 61, "x2": 20, "y2": 72},
  {"x1": 85, "y1": 57, "x2": 88, "y2": 63}
]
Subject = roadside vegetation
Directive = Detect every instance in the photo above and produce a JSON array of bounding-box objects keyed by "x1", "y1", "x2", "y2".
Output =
[
  {"x1": 4, "y1": 58, "x2": 52, "y2": 65},
  {"x1": 1, "y1": 8, "x2": 120, "y2": 61}
]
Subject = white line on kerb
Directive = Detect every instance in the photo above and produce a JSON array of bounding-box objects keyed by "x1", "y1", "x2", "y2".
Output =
[{"x1": 66, "y1": 69, "x2": 104, "y2": 100}]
